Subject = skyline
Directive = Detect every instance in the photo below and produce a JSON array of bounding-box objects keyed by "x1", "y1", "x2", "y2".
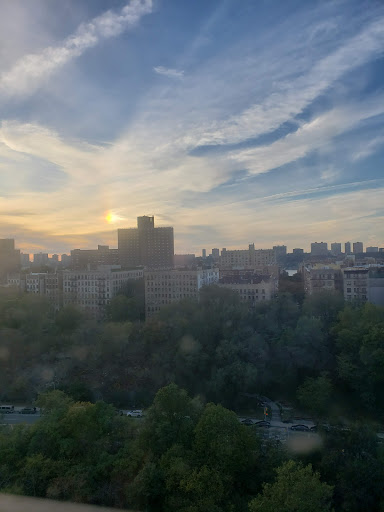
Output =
[{"x1": 1, "y1": 0, "x2": 384, "y2": 254}]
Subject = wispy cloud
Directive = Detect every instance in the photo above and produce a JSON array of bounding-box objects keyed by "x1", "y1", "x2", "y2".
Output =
[
  {"x1": 154, "y1": 66, "x2": 184, "y2": 79},
  {"x1": 0, "y1": 0, "x2": 152, "y2": 97},
  {"x1": 351, "y1": 135, "x2": 384, "y2": 161}
]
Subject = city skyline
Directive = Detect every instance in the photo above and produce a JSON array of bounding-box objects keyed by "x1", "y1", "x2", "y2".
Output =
[{"x1": 1, "y1": 0, "x2": 384, "y2": 254}]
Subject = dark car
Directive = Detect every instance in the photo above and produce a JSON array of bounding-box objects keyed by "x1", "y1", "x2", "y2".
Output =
[
  {"x1": 241, "y1": 418, "x2": 254, "y2": 426},
  {"x1": 19, "y1": 407, "x2": 36, "y2": 414},
  {"x1": 290, "y1": 424, "x2": 309, "y2": 431},
  {"x1": 254, "y1": 420, "x2": 271, "y2": 428}
]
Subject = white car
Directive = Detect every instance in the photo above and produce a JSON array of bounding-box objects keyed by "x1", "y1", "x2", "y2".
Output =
[{"x1": 126, "y1": 410, "x2": 143, "y2": 418}]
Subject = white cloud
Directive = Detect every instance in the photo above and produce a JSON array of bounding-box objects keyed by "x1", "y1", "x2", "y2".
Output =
[
  {"x1": 194, "y1": 15, "x2": 384, "y2": 146},
  {"x1": 351, "y1": 135, "x2": 384, "y2": 161},
  {"x1": 154, "y1": 66, "x2": 184, "y2": 79},
  {"x1": 0, "y1": 0, "x2": 152, "y2": 97}
]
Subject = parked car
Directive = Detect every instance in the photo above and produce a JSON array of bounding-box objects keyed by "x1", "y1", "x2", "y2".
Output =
[
  {"x1": 241, "y1": 418, "x2": 254, "y2": 426},
  {"x1": 254, "y1": 420, "x2": 271, "y2": 428},
  {"x1": 126, "y1": 410, "x2": 143, "y2": 418},
  {"x1": 19, "y1": 407, "x2": 37, "y2": 414},
  {"x1": 290, "y1": 424, "x2": 310, "y2": 431},
  {"x1": 0, "y1": 405, "x2": 14, "y2": 414}
]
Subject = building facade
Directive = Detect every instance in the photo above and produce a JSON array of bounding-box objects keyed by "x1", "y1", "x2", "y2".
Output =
[
  {"x1": 219, "y1": 274, "x2": 278, "y2": 308},
  {"x1": 331, "y1": 243, "x2": 342, "y2": 256},
  {"x1": 144, "y1": 268, "x2": 219, "y2": 317},
  {"x1": 63, "y1": 266, "x2": 143, "y2": 317},
  {"x1": 303, "y1": 264, "x2": 343, "y2": 295},
  {"x1": 353, "y1": 242, "x2": 364, "y2": 254},
  {"x1": 0, "y1": 239, "x2": 20, "y2": 283},
  {"x1": 71, "y1": 245, "x2": 119, "y2": 270},
  {"x1": 310, "y1": 242, "x2": 328, "y2": 257},
  {"x1": 118, "y1": 216, "x2": 174, "y2": 269}
]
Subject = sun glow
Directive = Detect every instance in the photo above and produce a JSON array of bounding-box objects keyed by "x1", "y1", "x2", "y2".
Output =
[{"x1": 105, "y1": 211, "x2": 120, "y2": 224}]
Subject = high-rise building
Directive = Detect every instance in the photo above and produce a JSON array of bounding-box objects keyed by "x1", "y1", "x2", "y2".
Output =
[
  {"x1": 0, "y1": 239, "x2": 20, "y2": 282},
  {"x1": 118, "y1": 216, "x2": 174, "y2": 269},
  {"x1": 273, "y1": 245, "x2": 287, "y2": 262},
  {"x1": 211, "y1": 248, "x2": 220, "y2": 260},
  {"x1": 331, "y1": 243, "x2": 342, "y2": 256},
  {"x1": 310, "y1": 242, "x2": 328, "y2": 256},
  {"x1": 61, "y1": 254, "x2": 71, "y2": 267},
  {"x1": 292, "y1": 248, "x2": 304, "y2": 255},
  {"x1": 353, "y1": 242, "x2": 364, "y2": 254},
  {"x1": 20, "y1": 253, "x2": 30, "y2": 267},
  {"x1": 202, "y1": 249, "x2": 207, "y2": 258},
  {"x1": 366, "y1": 246, "x2": 378, "y2": 253},
  {"x1": 33, "y1": 253, "x2": 49, "y2": 266},
  {"x1": 344, "y1": 242, "x2": 351, "y2": 254}
]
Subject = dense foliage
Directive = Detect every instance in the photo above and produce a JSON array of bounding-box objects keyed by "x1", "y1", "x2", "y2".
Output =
[{"x1": 1, "y1": 284, "x2": 384, "y2": 510}]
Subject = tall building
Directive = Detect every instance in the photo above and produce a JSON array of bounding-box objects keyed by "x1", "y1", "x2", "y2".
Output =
[
  {"x1": 273, "y1": 245, "x2": 287, "y2": 262},
  {"x1": 145, "y1": 268, "x2": 219, "y2": 317},
  {"x1": 20, "y1": 253, "x2": 30, "y2": 267},
  {"x1": 330, "y1": 243, "x2": 342, "y2": 256},
  {"x1": 0, "y1": 239, "x2": 20, "y2": 282},
  {"x1": 344, "y1": 242, "x2": 351, "y2": 255},
  {"x1": 202, "y1": 249, "x2": 207, "y2": 259},
  {"x1": 211, "y1": 248, "x2": 220, "y2": 260},
  {"x1": 310, "y1": 242, "x2": 328, "y2": 256},
  {"x1": 61, "y1": 254, "x2": 71, "y2": 267},
  {"x1": 366, "y1": 246, "x2": 378, "y2": 253},
  {"x1": 118, "y1": 216, "x2": 174, "y2": 269},
  {"x1": 33, "y1": 252, "x2": 49, "y2": 266},
  {"x1": 292, "y1": 248, "x2": 304, "y2": 255},
  {"x1": 353, "y1": 242, "x2": 364, "y2": 254}
]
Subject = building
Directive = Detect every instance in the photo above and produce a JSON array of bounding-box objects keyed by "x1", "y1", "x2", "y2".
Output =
[
  {"x1": 51, "y1": 254, "x2": 59, "y2": 264},
  {"x1": 63, "y1": 266, "x2": 143, "y2": 317},
  {"x1": 219, "y1": 274, "x2": 278, "y2": 308},
  {"x1": 344, "y1": 242, "x2": 351, "y2": 255},
  {"x1": 366, "y1": 246, "x2": 379, "y2": 253},
  {"x1": 211, "y1": 248, "x2": 220, "y2": 260},
  {"x1": 20, "y1": 253, "x2": 30, "y2": 267},
  {"x1": 368, "y1": 268, "x2": 384, "y2": 306},
  {"x1": 174, "y1": 254, "x2": 196, "y2": 268},
  {"x1": 0, "y1": 239, "x2": 20, "y2": 283},
  {"x1": 144, "y1": 268, "x2": 219, "y2": 317},
  {"x1": 292, "y1": 248, "x2": 304, "y2": 255},
  {"x1": 8, "y1": 272, "x2": 62, "y2": 310},
  {"x1": 353, "y1": 242, "x2": 364, "y2": 254},
  {"x1": 33, "y1": 253, "x2": 49, "y2": 266},
  {"x1": 118, "y1": 216, "x2": 174, "y2": 269},
  {"x1": 220, "y1": 245, "x2": 275, "y2": 269},
  {"x1": 330, "y1": 243, "x2": 342, "y2": 256},
  {"x1": 310, "y1": 242, "x2": 328, "y2": 257},
  {"x1": 202, "y1": 249, "x2": 207, "y2": 259},
  {"x1": 273, "y1": 245, "x2": 287, "y2": 262},
  {"x1": 71, "y1": 245, "x2": 119, "y2": 270},
  {"x1": 61, "y1": 254, "x2": 71, "y2": 267},
  {"x1": 303, "y1": 265, "x2": 343, "y2": 295},
  {"x1": 343, "y1": 267, "x2": 369, "y2": 303}
]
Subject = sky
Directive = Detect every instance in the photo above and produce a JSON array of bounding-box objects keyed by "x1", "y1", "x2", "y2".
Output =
[{"x1": 0, "y1": 0, "x2": 383, "y2": 255}]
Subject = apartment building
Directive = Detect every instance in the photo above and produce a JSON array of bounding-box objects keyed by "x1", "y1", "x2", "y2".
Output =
[
  {"x1": 118, "y1": 216, "x2": 174, "y2": 269},
  {"x1": 342, "y1": 267, "x2": 384, "y2": 304},
  {"x1": 0, "y1": 239, "x2": 20, "y2": 283},
  {"x1": 63, "y1": 266, "x2": 143, "y2": 317},
  {"x1": 310, "y1": 242, "x2": 328, "y2": 257},
  {"x1": 220, "y1": 244, "x2": 275, "y2": 269},
  {"x1": 144, "y1": 268, "x2": 219, "y2": 317},
  {"x1": 7, "y1": 272, "x2": 62, "y2": 310},
  {"x1": 219, "y1": 274, "x2": 278, "y2": 308},
  {"x1": 302, "y1": 264, "x2": 343, "y2": 295},
  {"x1": 71, "y1": 245, "x2": 119, "y2": 270}
]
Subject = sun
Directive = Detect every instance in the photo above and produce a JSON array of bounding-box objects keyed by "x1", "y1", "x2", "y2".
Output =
[{"x1": 105, "y1": 212, "x2": 119, "y2": 224}]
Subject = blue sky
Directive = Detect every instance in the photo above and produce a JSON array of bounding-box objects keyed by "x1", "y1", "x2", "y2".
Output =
[{"x1": 0, "y1": 0, "x2": 383, "y2": 254}]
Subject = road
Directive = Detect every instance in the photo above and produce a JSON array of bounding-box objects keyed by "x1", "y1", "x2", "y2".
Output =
[{"x1": 1, "y1": 408, "x2": 41, "y2": 426}]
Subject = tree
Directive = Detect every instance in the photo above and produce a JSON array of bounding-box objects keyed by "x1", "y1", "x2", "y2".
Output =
[
  {"x1": 249, "y1": 460, "x2": 333, "y2": 512},
  {"x1": 296, "y1": 373, "x2": 332, "y2": 418}
]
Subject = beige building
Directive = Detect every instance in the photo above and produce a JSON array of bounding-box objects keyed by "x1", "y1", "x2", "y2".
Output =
[
  {"x1": 302, "y1": 264, "x2": 343, "y2": 295},
  {"x1": 7, "y1": 272, "x2": 62, "y2": 310},
  {"x1": 144, "y1": 268, "x2": 219, "y2": 317},
  {"x1": 219, "y1": 275, "x2": 278, "y2": 307},
  {"x1": 220, "y1": 244, "x2": 275, "y2": 269},
  {"x1": 63, "y1": 266, "x2": 143, "y2": 317}
]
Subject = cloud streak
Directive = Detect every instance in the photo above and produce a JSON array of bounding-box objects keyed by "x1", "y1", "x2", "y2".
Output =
[
  {"x1": 0, "y1": 0, "x2": 152, "y2": 97},
  {"x1": 154, "y1": 66, "x2": 184, "y2": 79}
]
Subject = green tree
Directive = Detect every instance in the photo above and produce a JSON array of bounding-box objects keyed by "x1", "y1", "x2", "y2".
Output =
[
  {"x1": 249, "y1": 460, "x2": 333, "y2": 512},
  {"x1": 296, "y1": 373, "x2": 332, "y2": 418}
]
